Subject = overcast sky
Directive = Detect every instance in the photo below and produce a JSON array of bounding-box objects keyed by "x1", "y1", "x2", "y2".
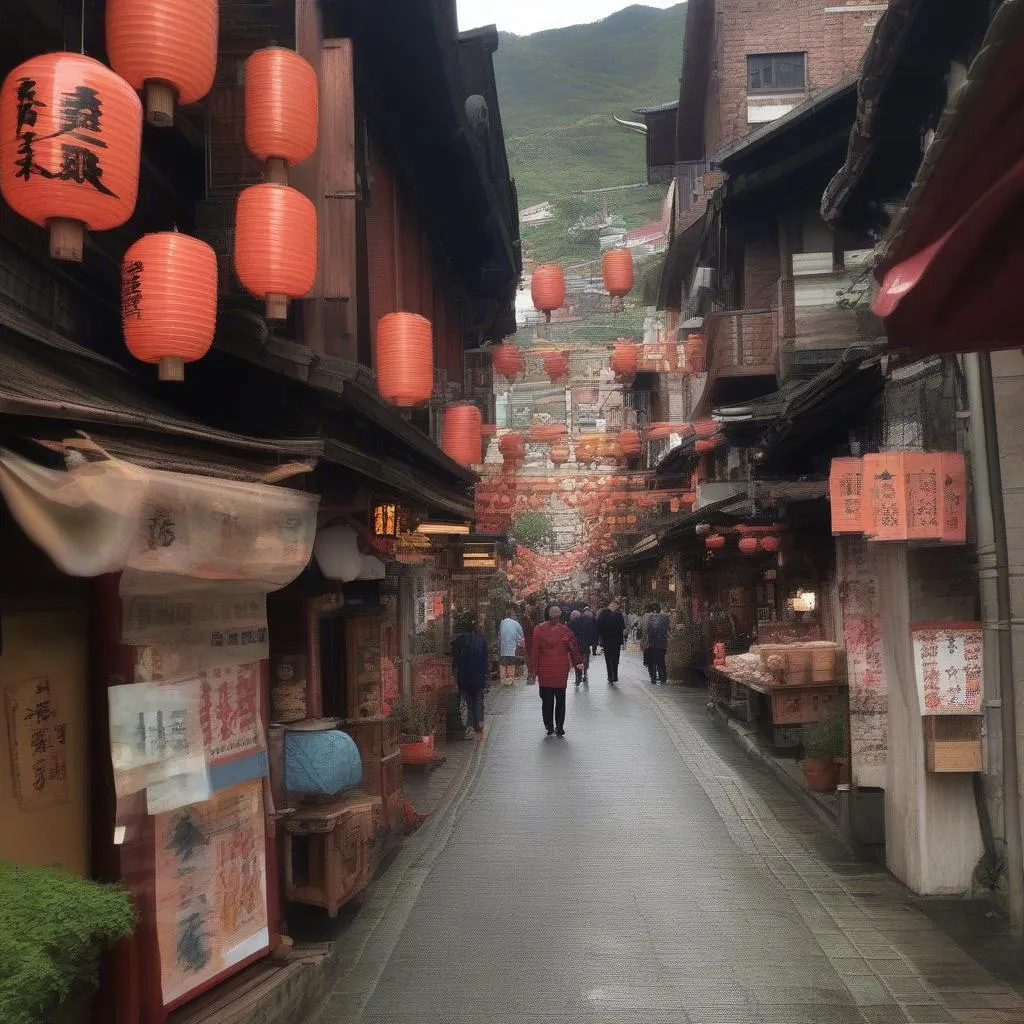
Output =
[{"x1": 457, "y1": 0, "x2": 680, "y2": 36}]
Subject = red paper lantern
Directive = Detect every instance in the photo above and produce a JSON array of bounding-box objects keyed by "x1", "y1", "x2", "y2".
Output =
[
  {"x1": 106, "y1": 0, "x2": 217, "y2": 127},
  {"x1": 529, "y1": 423, "x2": 567, "y2": 444},
  {"x1": 693, "y1": 418, "x2": 718, "y2": 438},
  {"x1": 550, "y1": 441, "x2": 569, "y2": 467},
  {"x1": 1, "y1": 54, "x2": 142, "y2": 262},
  {"x1": 499, "y1": 432, "x2": 526, "y2": 467},
  {"x1": 705, "y1": 534, "x2": 725, "y2": 550},
  {"x1": 244, "y1": 47, "x2": 319, "y2": 181},
  {"x1": 121, "y1": 232, "x2": 217, "y2": 381},
  {"x1": 531, "y1": 264, "x2": 565, "y2": 322},
  {"x1": 374, "y1": 312, "x2": 435, "y2": 406},
  {"x1": 602, "y1": 248, "x2": 634, "y2": 310},
  {"x1": 610, "y1": 340, "x2": 640, "y2": 377},
  {"x1": 491, "y1": 341, "x2": 525, "y2": 380},
  {"x1": 544, "y1": 351, "x2": 570, "y2": 383},
  {"x1": 235, "y1": 183, "x2": 317, "y2": 319},
  {"x1": 695, "y1": 436, "x2": 722, "y2": 455},
  {"x1": 758, "y1": 536, "x2": 779, "y2": 553},
  {"x1": 442, "y1": 402, "x2": 483, "y2": 468},
  {"x1": 617, "y1": 429, "x2": 642, "y2": 458},
  {"x1": 738, "y1": 536, "x2": 759, "y2": 555}
]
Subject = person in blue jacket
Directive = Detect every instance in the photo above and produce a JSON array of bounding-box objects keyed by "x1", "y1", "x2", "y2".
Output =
[
  {"x1": 451, "y1": 613, "x2": 488, "y2": 739},
  {"x1": 568, "y1": 609, "x2": 598, "y2": 687}
]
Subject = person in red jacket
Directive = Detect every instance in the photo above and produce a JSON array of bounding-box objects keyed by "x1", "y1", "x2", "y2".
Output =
[{"x1": 529, "y1": 605, "x2": 584, "y2": 737}]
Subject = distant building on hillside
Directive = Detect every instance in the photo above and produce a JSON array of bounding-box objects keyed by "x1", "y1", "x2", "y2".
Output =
[
  {"x1": 519, "y1": 202, "x2": 555, "y2": 226},
  {"x1": 624, "y1": 222, "x2": 668, "y2": 256}
]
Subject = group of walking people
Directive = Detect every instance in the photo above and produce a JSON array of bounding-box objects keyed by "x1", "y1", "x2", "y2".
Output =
[{"x1": 451, "y1": 596, "x2": 672, "y2": 740}]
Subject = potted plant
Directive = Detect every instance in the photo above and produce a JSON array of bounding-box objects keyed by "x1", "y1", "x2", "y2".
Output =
[
  {"x1": 391, "y1": 695, "x2": 436, "y2": 765},
  {"x1": 801, "y1": 702, "x2": 845, "y2": 791}
]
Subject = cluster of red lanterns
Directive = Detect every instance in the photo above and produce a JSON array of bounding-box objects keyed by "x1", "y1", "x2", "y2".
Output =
[{"x1": 705, "y1": 531, "x2": 780, "y2": 553}]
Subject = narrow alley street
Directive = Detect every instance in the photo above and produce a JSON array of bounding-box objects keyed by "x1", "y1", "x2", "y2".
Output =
[{"x1": 312, "y1": 654, "x2": 1024, "y2": 1024}]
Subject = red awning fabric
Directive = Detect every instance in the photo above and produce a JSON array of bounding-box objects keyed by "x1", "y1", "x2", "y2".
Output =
[{"x1": 874, "y1": 156, "x2": 1024, "y2": 352}]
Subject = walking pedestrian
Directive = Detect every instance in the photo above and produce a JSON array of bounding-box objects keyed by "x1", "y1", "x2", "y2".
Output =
[
  {"x1": 498, "y1": 605, "x2": 526, "y2": 685},
  {"x1": 451, "y1": 613, "x2": 488, "y2": 740},
  {"x1": 568, "y1": 609, "x2": 597, "y2": 687},
  {"x1": 529, "y1": 605, "x2": 583, "y2": 737},
  {"x1": 644, "y1": 602, "x2": 670, "y2": 685},
  {"x1": 596, "y1": 598, "x2": 627, "y2": 684}
]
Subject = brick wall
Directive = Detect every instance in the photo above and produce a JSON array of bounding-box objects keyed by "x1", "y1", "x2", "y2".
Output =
[
  {"x1": 742, "y1": 222, "x2": 780, "y2": 308},
  {"x1": 705, "y1": 0, "x2": 885, "y2": 156}
]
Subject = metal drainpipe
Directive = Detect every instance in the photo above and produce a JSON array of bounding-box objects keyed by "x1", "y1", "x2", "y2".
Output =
[{"x1": 965, "y1": 351, "x2": 1023, "y2": 930}]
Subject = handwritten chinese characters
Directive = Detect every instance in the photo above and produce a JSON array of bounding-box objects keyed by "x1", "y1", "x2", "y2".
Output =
[
  {"x1": 14, "y1": 77, "x2": 117, "y2": 196},
  {"x1": 828, "y1": 457, "x2": 864, "y2": 533},
  {"x1": 911, "y1": 622, "x2": 983, "y2": 715},
  {"x1": 155, "y1": 781, "x2": 268, "y2": 1007},
  {"x1": 4, "y1": 676, "x2": 70, "y2": 810}
]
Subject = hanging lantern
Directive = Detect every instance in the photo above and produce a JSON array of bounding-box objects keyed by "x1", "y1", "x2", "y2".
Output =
[
  {"x1": 531, "y1": 264, "x2": 565, "y2": 323},
  {"x1": 693, "y1": 418, "x2": 718, "y2": 438},
  {"x1": 617, "y1": 429, "x2": 642, "y2": 458},
  {"x1": 499, "y1": 432, "x2": 525, "y2": 468},
  {"x1": 106, "y1": 0, "x2": 217, "y2": 127},
  {"x1": 234, "y1": 183, "x2": 317, "y2": 320},
  {"x1": 529, "y1": 423, "x2": 567, "y2": 444},
  {"x1": 373, "y1": 311, "x2": 434, "y2": 407},
  {"x1": 491, "y1": 341, "x2": 525, "y2": 380},
  {"x1": 550, "y1": 441, "x2": 568, "y2": 468},
  {"x1": 121, "y1": 232, "x2": 217, "y2": 381},
  {"x1": 695, "y1": 436, "x2": 722, "y2": 455},
  {"x1": 442, "y1": 402, "x2": 483, "y2": 468},
  {"x1": 314, "y1": 524, "x2": 362, "y2": 582},
  {"x1": 244, "y1": 47, "x2": 319, "y2": 183},
  {"x1": 602, "y1": 248, "x2": 634, "y2": 311},
  {"x1": 705, "y1": 534, "x2": 725, "y2": 550},
  {"x1": 0, "y1": 54, "x2": 143, "y2": 262},
  {"x1": 758, "y1": 535, "x2": 779, "y2": 554},
  {"x1": 738, "y1": 537, "x2": 759, "y2": 555},
  {"x1": 685, "y1": 333, "x2": 706, "y2": 373},
  {"x1": 610, "y1": 340, "x2": 640, "y2": 378},
  {"x1": 544, "y1": 351, "x2": 569, "y2": 383}
]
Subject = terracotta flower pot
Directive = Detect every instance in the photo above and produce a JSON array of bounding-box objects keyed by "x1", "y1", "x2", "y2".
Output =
[
  {"x1": 802, "y1": 755, "x2": 840, "y2": 792},
  {"x1": 401, "y1": 734, "x2": 435, "y2": 765}
]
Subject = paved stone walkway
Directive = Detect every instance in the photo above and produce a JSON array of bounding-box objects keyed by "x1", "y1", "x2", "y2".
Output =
[{"x1": 312, "y1": 653, "x2": 1024, "y2": 1024}]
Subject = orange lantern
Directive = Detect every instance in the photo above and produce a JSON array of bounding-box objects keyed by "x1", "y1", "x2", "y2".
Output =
[
  {"x1": 244, "y1": 47, "x2": 319, "y2": 182},
  {"x1": 0, "y1": 54, "x2": 142, "y2": 262},
  {"x1": 693, "y1": 418, "x2": 718, "y2": 438},
  {"x1": 602, "y1": 248, "x2": 634, "y2": 310},
  {"x1": 442, "y1": 402, "x2": 483, "y2": 468},
  {"x1": 491, "y1": 341, "x2": 525, "y2": 380},
  {"x1": 499, "y1": 432, "x2": 525, "y2": 467},
  {"x1": 106, "y1": 0, "x2": 217, "y2": 127},
  {"x1": 235, "y1": 183, "x2": 317, "y2": 319},
  {"x1": 705, "y1": 534, "x2": 725, "y2": 550},
  {"x1": 685, "y1": 333, "x2": 706, "y2": 373},
  {"x1": 374, "y1": 312, "x2": 434, "y2": 406},
  {"x1": 544, "y1": 351, "x2": 570, "y2": 383},
  {"x1": 695, "y1": 436, "x2": 722, "y2": 455},
  {"x1": 758, "y1": 536, "x2": 779, "y2": 553},
  {"x1": 610, "y1": 340, "x2": 640, "y2": 377},
  {"x1": 529, "y1": 423, "x2": 567, "y2": 444},
  {"x1": 617, "y1": 429, "x2": 642, "y2": 458},
  {"x1": 550, "y1": 441, "x2": 569, "y2": 467},
  {"x1": 738, "y1": 536, "x2": 759, "y2": 555},
  {"x1": 531, "y1": 264, "x2": 565, "y2": 322},
  {"x1": 121, "y1": 232, "x2": 217, "y2": 381}
]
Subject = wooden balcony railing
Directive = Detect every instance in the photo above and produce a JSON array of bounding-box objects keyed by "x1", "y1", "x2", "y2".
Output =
[{"x1": 703, "y1": 304, "x2": 780, "y2": 377}]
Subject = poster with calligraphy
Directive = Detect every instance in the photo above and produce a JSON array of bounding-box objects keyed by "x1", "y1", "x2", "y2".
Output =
[
  {"x1": 4, "y1": 676, "x2": 69, "y2": 810},
  {"x1": 941, "y1": 453, "x2": 967, "y2": 544},
  {"x1": 200, "y1": 662, "x2": 263, "y2": 763},
  {"x1": 154, "y1": 780, "x2": 269, "y2": 1007},
  {"x1": 829, "y1": 458, "x2": 864, "y2": 533},
  {"x1": 911, "y1": 622, "x2": 983, "y2": 714},
  {"x1": 862, "y1": 452, "x2": 908, "y2": 541},
  {"x1": 837, "y1": 538, "x2": 887, "y2": 789}
]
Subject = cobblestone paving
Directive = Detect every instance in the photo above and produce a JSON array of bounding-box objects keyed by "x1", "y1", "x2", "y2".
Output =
[{"x1": 314, "y1": 654, "x2": 1024, "y2": 1024}]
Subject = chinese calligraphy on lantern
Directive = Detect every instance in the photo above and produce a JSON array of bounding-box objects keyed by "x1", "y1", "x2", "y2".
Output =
[
  {"x1": 4, "y1": 676, "x2": 70, "y2": 810},
  {"x1": 13, "y1": 77, "x2": 117, "y2": 195},
  {"x1": 911, "y1": 622, "x2": 983, "y2": 714},
  {"x1": 154, "y1": 780, "x2": 268, "y2": 1007}
]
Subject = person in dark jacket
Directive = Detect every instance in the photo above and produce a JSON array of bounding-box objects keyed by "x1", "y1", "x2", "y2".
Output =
[
  {"x1": 644, "y1": 602, "x2": 671, "y2": 685},
  {"x1": 596, "y1": 599, "x2": 627, "y2": 684},
  {"x1": 529, "y1": 606, "x2": 583, "y2": 736},
  {"x1": 451, "y1": 614, "x2": 488, "y2": 739},
  {"x1": 568, "y1": 609, "x2": 598, "y2": 687}
]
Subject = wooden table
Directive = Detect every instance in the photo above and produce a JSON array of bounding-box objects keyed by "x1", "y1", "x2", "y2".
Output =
[{"x1": 283, "y1": 791, "x2": 380, "y2": 917}]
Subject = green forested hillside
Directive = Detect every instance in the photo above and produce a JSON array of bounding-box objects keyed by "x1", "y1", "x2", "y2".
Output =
[{"x1": 495, "y1": 4, "x2": 686, "y2": 208}]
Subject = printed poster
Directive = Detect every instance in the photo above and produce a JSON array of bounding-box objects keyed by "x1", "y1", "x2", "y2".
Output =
[
  {"x1": 911, "y1": 621, "x2": 983, "y2": 714},
  {"x1": 4, "y1": 676, "x2": 69, "y2": 810},
  {"x1": 154, "y1": 780, "x2": 269, "y2": 1007}
]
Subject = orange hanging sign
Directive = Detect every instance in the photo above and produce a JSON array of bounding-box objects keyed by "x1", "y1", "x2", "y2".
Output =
[
  {"x1": 862, "y1": 452, "x2": 908, "y2": 541},
  {"x1": 941, "y1": 452, "x2": 967, "y2": 544},
  {"x1": 828, "y1": 457, "x2": 864, "y2": 534}
]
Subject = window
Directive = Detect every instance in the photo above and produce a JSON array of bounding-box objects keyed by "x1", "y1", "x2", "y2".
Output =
[{"x1": 747, "y1": 53, "x2": 806, "y2": 93}]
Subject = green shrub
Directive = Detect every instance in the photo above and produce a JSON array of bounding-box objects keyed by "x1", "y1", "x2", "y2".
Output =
[
  {"x1": 390, "y1": 695, "x2": 435, "y2": 740},
  {"x1": 803, "y1": 701, "x2": 846, "y2": 759},
  {"x1": 0, "y1": 859, "x2": 135, "y2": 1024}
]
